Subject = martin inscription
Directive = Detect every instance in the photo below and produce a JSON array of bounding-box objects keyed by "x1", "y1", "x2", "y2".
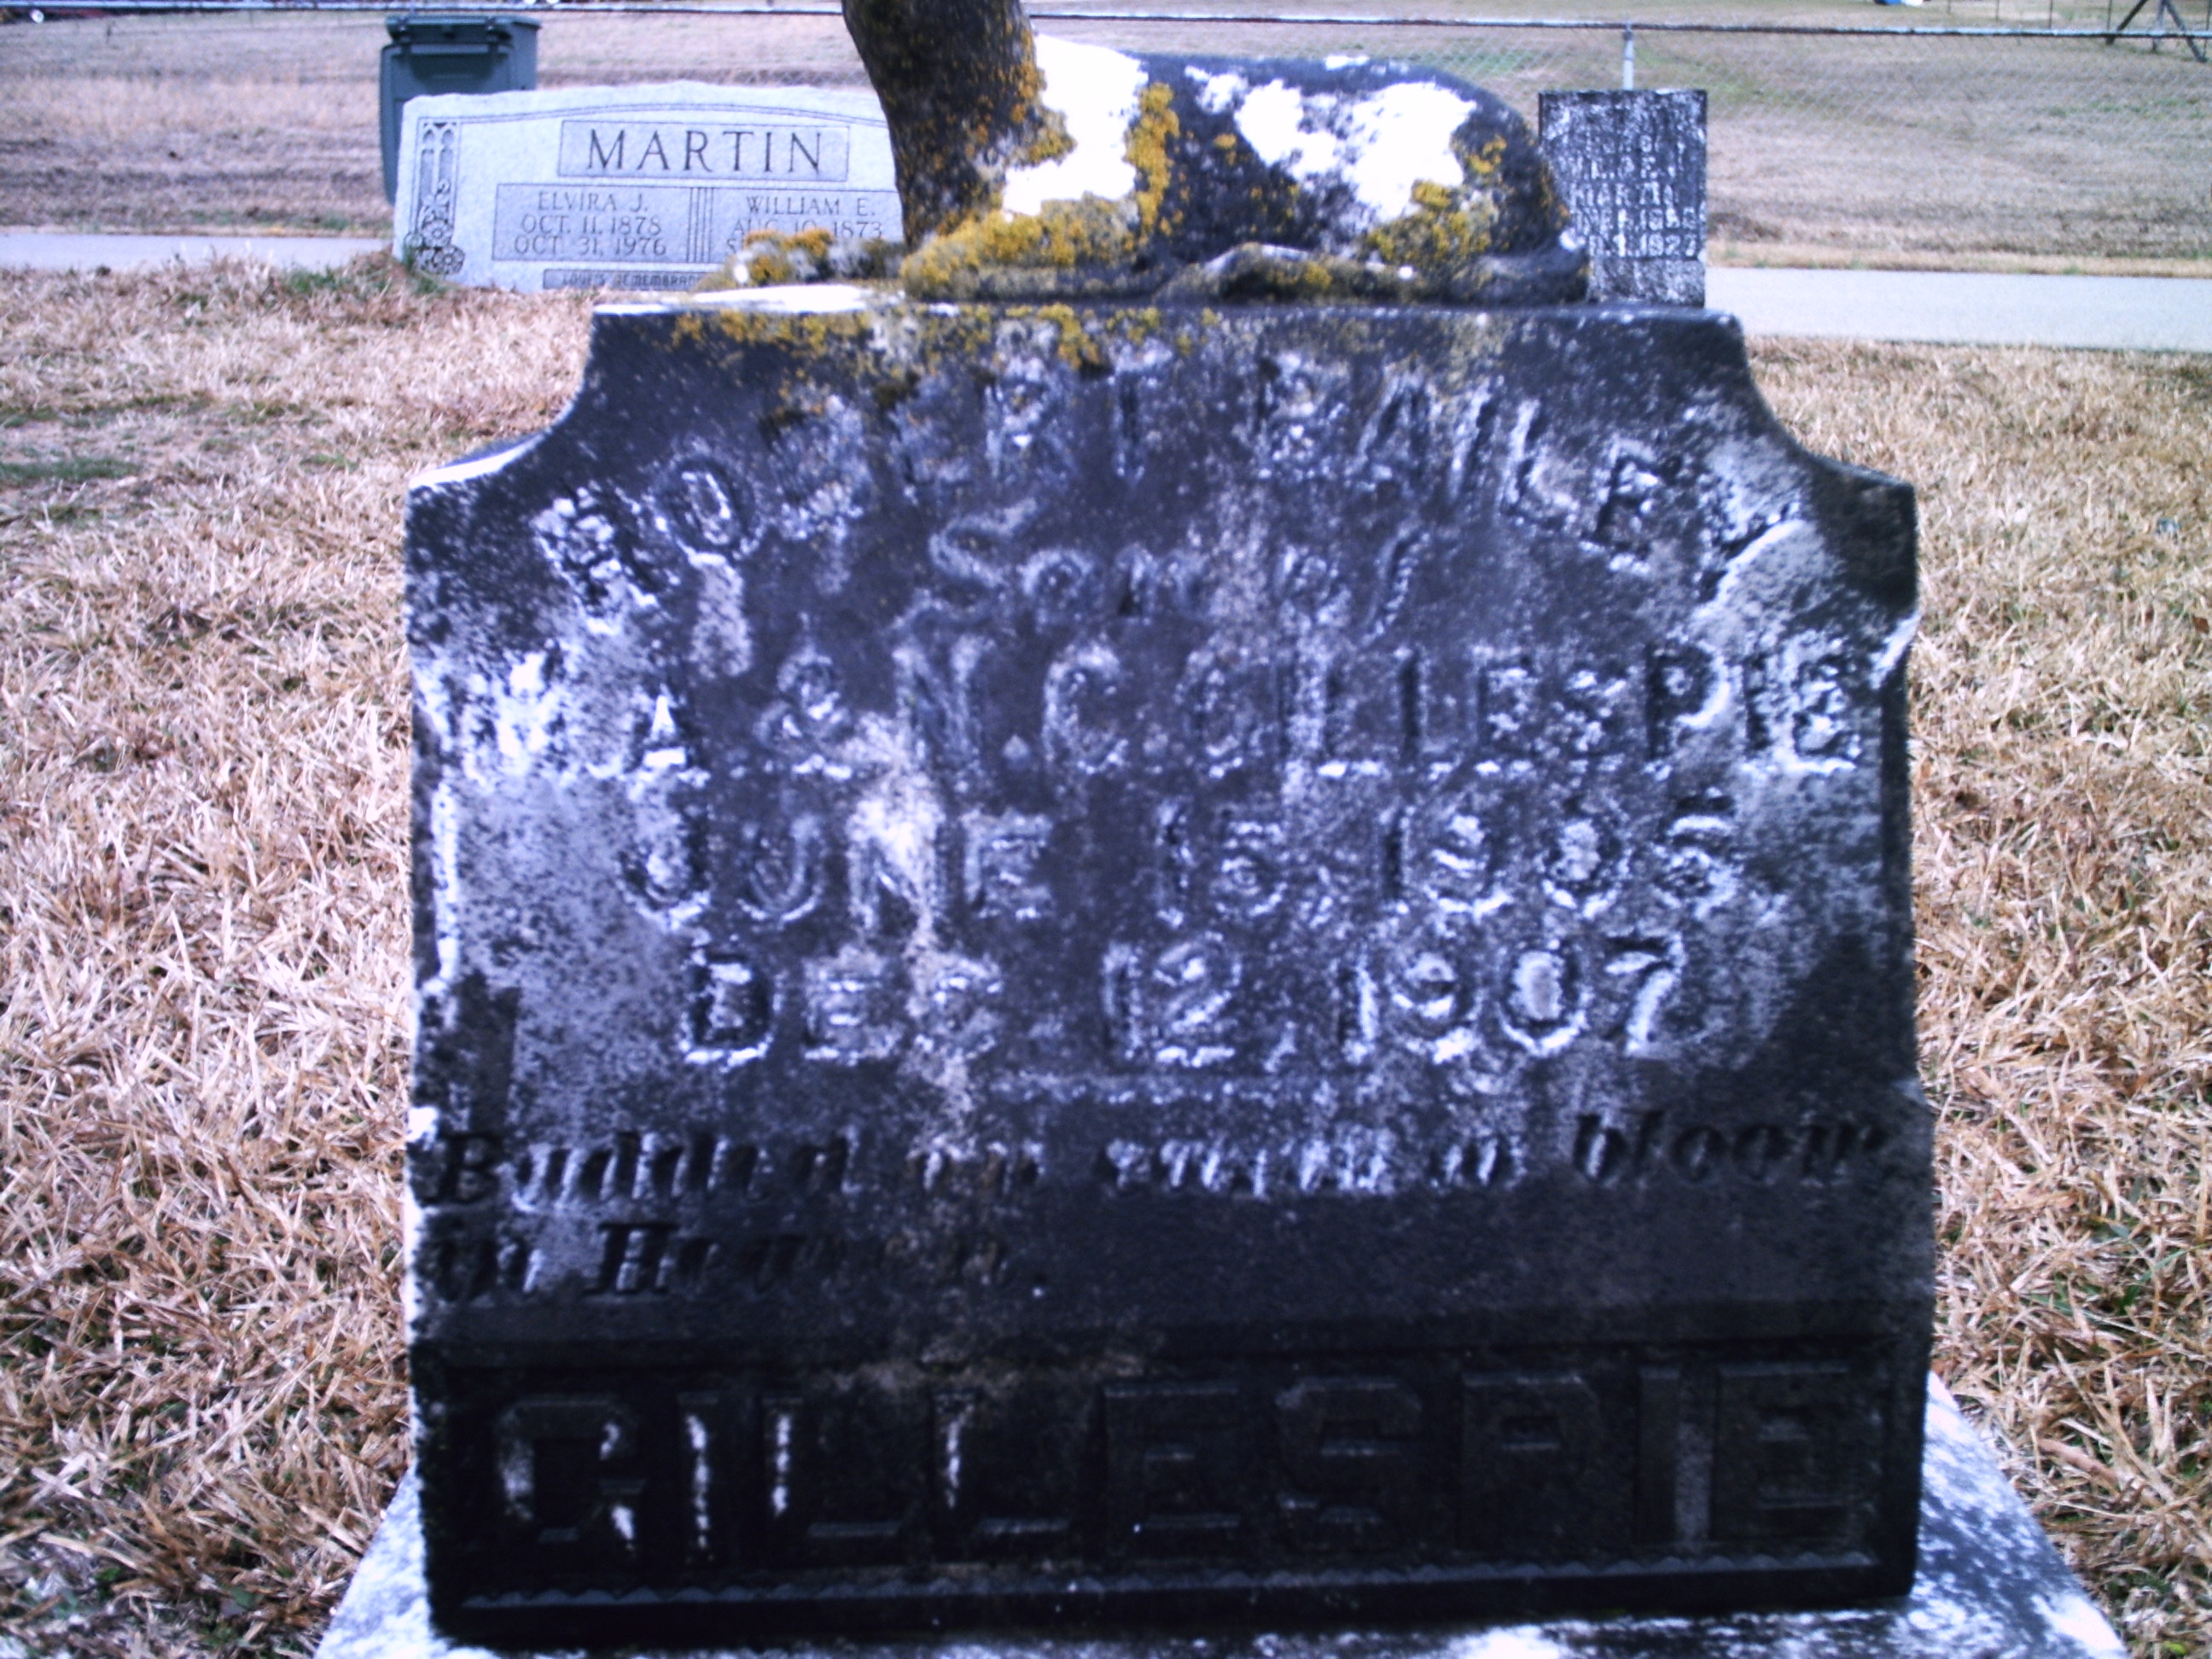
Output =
[{"x1": 558, "y1": 121, "x2": 853, "y2": 179}]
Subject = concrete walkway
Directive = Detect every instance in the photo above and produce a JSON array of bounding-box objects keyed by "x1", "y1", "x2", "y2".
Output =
[
  {"x1": 0, "y1": 231, "x2": 383, "y2": 273},
  {"x1": 1707, "y1": 266, "x2": 2212, "y2": 352},
  {"x1": 3, "y1": 231, "x2": 2206, "y2": 352}
]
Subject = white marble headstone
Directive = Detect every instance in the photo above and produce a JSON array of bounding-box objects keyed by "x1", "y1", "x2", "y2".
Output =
[{"x1": 392, "y1": 83, "x2": 899, "y2": 292}]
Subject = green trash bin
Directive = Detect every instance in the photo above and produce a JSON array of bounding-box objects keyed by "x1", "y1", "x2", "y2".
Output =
[{"x1": 381, "y1": 15, "x2": 539, "y2": 202}]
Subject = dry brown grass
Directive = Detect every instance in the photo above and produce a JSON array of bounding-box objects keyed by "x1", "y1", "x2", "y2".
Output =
[
  {"x1": 0, "y1": 261, "x2": 2207, "y2": 1656},
  {"x1": 1755, "y1": 341, "x2": 2212, "y2": 1655},
  {"x1": 0, "y1": 259, "x2": 595, "y2": 1656}
]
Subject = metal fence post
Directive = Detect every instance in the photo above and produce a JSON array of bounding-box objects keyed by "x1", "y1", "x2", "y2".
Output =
[{"x1": 1622, "y1": 20, "x2": 1637, "y2": 88}]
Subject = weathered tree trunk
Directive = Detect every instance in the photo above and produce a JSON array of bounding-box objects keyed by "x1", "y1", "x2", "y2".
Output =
[{"x1": 842, "y1": 0, "x2": 1046, "y2": 242}]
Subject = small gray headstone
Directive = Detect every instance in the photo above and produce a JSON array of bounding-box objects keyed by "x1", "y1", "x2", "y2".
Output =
[
  {"x1": 1540, "y1": 90, "x2": 1707, "y2": 306},
  {"x1": 392, "y1": 84, "x2": 899, "y2": 291}
]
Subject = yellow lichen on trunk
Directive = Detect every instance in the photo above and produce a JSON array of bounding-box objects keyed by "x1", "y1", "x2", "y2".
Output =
[
  {"x1": 1127, "y1": 81, "x2": 1180, "y2": 238},
  {"x1": 900, "y1": 195, "x2": 1143, "y2": 294},
  {"x1": 899, "y1": 78, "x2": 1181, "y2": 299}
]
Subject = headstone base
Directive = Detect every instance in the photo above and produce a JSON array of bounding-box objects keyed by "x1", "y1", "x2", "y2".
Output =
[
  {"x1": 317, "y1": 1377, "x2": 2121, "y2": 1659},
  {"x1": 1590, "y1": 256, "x2": 1706, "y2": 307}
]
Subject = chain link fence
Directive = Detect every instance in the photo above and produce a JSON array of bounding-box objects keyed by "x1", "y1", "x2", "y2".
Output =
[
  {"x1": 1445, "y1": 26, "x2": 2209, "y2": 259},
  {"x1": 3, "y1": 3, "x2": 2209, "y2": 260},
  {"x1": 1028, "y1": 11, "x2": 2212, "y2": 260}
]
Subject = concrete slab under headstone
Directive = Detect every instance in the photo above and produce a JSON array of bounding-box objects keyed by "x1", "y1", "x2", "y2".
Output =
[
  {"x1": 392, "y1": 83, "x2": 899, "y2": 291},
  {"x1": 315, "y1": 1376, "x2": 2125, "y2": 1659}
]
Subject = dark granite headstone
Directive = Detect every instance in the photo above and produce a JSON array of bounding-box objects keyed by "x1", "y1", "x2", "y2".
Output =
[
  {"x1": 404, "y1": 286, "x2": 1925, "y2": 1645},
  {"x1": 1540, "y1": 90, "x2": 1708, "y2": 306}
]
